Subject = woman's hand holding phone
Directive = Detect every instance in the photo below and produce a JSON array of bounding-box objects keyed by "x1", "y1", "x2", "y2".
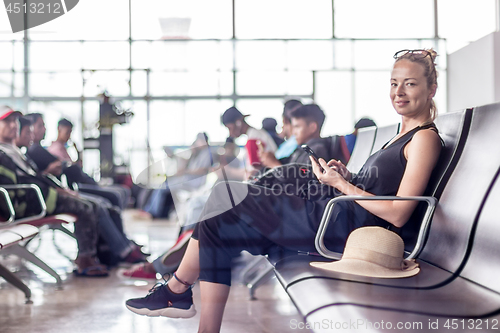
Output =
[{"x1": 327, "y1": 159, "x2": 351, "y2": 181}]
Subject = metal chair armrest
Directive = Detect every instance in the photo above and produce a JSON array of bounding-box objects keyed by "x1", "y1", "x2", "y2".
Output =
[
  {"x1": 315, "y1": 195, "x2": 437, "y2": 260},
  {"x1": 0, "y1": 184, "x2": 47, "y2": 223},
  {"x1": 0, "y1": 187, "x2": 16, "y2": 225}
]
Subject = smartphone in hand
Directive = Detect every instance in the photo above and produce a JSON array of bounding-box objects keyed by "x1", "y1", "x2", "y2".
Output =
[{"x1": 301, "y1": 145, "x2": 325, "y2": 173}]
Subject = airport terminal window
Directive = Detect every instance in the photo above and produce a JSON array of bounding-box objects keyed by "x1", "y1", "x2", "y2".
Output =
[
  {"x1": 4, "y1": 0, "x2": 498, "y2": 182},
  {"x1": 150, "y1": 72, "x2": 230, "y2": 96},
  {"x1": 334, "y1": 0, "x2": 435, "y2": 39},
  {"x1": 112, "y1": 100, "x2": 148, "y2": 177},
  {"x1": 183, "y1": 99, "x2": 234, "y2": 143},
  {"x1": 28, "y1": 0, "x2": 130, "y2": 41},
  {"x1": 352, "y1": 40, "x2": 423, "y2": 70},
  {"x1": 236, "y1": 71, "x2": 312, "y2": 96},
  {"x1": 83, "y1": 71, "x2": 131, "y2": 98},
  {"x1": 235, "y1": 99, "x2": 289, "y2": 131},
  {"x1": 287, "y1": 41, "x2": 334, "y2": 70},
  {"x1": 354, "y1": 71, "x2": 400, "y2": 127},
  {"x1": 0, "y1": 43, "x2": 13, "y2": 70},
  {"x1": 13, "y1": 73, "x2": 24, "y2": 97},
  {"x1": 130, "y1": 70, "x2": 148, "y2": 96},
  {"x1": 314, "y1": 71, "x2": 353, "y2": 135},
  {"x1": 30, "y1": 42, "x2": 83, "y2": 71},
  {"x1": 30, "y1": 72, "x2": 82, "y2": 97},
  {"x1": 235, "y1": 0, "x2": 333, "y2": 39},
  {"x1": 235, "y1": 41, "x2": 287, "y2": 70},
  {"x1": 0, "y1": 74, "x2": 11, "y2": 96},
  {"x1": 82, "y1": 42, "x2": 130, "y2": 70},
  {"x1": 131, "y1": 0, "x2": 233, "y2": 40}
]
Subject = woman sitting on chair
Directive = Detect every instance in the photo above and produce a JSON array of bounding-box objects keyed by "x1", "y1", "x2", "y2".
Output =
[{"x1": 126, "y1": 48, "x2": 443, "y2": 332}]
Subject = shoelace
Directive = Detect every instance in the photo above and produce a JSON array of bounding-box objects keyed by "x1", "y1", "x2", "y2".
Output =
[{"x1": 145, "y1": 273, "x2": 172, "y2": 298}]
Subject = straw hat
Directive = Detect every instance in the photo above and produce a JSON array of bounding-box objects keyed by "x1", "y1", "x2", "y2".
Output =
[{"x1": 310, "y1": 226, "x2": 420, "y2": 278}]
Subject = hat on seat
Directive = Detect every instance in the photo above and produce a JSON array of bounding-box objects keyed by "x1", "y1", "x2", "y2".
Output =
[{"x1": 310, "y1": 226, "x2": 420, "y2": 278}]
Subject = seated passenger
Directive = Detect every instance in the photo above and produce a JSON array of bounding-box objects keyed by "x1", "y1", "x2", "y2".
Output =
[
  {"x1": 0, "y1": 107, "x2": 107, "y2": 277},
  {"x1": 258, "y1": 103, "x2": 329, "y2": 168},
  {"x1": 125, "y1": 49, "x2": 443, "y2": 332},
  {"x1": 274, "y1": 99, "x2": 302, "y2": 160},
  {"x1": 261, "y1": 117, "x2": 284, "y2": 147},
  {"x1": 9, "y1": 113, "x2": 147, "y2": 269},
  {"x1": 219, "y1": 106, "x2": 278, "y2": 180}
]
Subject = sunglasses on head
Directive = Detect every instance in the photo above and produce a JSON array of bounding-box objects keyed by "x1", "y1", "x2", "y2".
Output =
[{"x1": 393, "y1": 49, "x2": 433, "y2": 60}]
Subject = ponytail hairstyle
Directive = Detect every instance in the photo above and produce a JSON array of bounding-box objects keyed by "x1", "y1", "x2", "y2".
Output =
[{"x1": 394, "y1": 48, "x2": 439, "y2": 121}]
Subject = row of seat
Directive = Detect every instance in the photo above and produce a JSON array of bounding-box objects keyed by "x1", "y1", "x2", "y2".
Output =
[
  {"x1": 272, "y1": 102, "x2": 500, "y2": 332},
  {"x1": 0, "y1": 185, "x2": 76, "y2": 303}
]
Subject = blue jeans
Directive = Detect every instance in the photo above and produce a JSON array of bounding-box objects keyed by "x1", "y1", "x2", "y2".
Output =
[{"x1": 80, "y1": 193, "x2": 133, "y2": 258}]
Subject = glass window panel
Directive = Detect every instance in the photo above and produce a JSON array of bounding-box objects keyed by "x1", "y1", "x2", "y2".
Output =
[
  {"x1": 186, "y1": 41, "x2": 228, "y2": 70},
  {"x1": 83, "y1": 100, "x2": 100, "y2": 140},
  {"x1": 149, "y1": 101, "x2": 185, "y2": 149},
  {"x1": 133, "y1": 41, "x2": 234, "y2": 71},
  {"x1": 438, "y1": 0, "x2": 497, "y2": 53},
  {"x1": 287, "y1": 72, "x2": 313, "y2": 95},
  {"x1": 0, "y1": 43, "x2": 13, "y2": 69},
  {"x1": 132, "y1": 0, "x2": 232, "y2": 40},
  {"x1": 150, "y1": 72, "x2": 224, "y2": 96},
  {"x1": 315, "y1": 71, "x2": 353, "y2": 135},
  {"x1": 14, "y1": 73, "x2": 24, "y2": 97},
  {"x1": 220, "y1": 72, "x2": 234, "y2": 96},
  {"x1": 82, "y1": 150, "x2": 100, "y2": 181},
  {"x1": 236, "y1": 71, "x2": 286, "y2": 95},
  {"x1": 184, "y1": 99, "x2": 234, "y2": 144},
  {"x1": 354, "y1": 71, "x2": 400, "y2": 127},
  {"x1": 334, "y1": 0, "x2": 434, "y2": 39},
  {"x1": 0, "y1": 73, "x2": 12, "y2": 96},
  {"x1": 287, "y1": 41, "x2": 334, "y2": 70},
  {"x1": 82, "y1": 42, "x2": 129, "y2": 70},
  {"x1": 334, "y1": 40, "x2": 353, "y2": 69},
  {"x1": 131, "y1": 70, "x2": 148, "y2": 96},
  {"x1": 219, "y1": 41, "x2": 234, "y2": 71},
  {"x1": 150, "y1": 42, "x2": 187, "y2": 70},
  {"x1": 83, "y1": 71, "x2": 130, "y2": 97},
  {"x1": 236, "y1": 41, "x2": 286, "y2": 70},
  {"x1": 234, "y1": 99, "x2": 285, "y2": 138},
  {"x1": 30, "y1": 42, "x2": 82, "y2": 70},
  {"x1": 353, "y1": 40, "x2": 422, "y2": 70},
  {"x1": 30, "y1": 72, "x2": 82, "y2": 97},
  {"x1": 131, "y1": 41, "x2": 152, "y2": 69},
  {"x1": 235, "y1": 0, "x2": 332, "y2": 39},
  {"x1": 29, "y1": 0, "x2": 129, "y2": 40},
  {"x1": 13, "y1": 41, "x2": 24, "y2": 71},
  {"x1": 113, "y1": 100, "x2": 148, "y2": 178}
]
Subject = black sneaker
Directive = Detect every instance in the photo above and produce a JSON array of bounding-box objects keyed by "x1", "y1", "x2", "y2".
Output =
[{"x1": 125, "y1": 282, "x2": 196, "y2": 318}]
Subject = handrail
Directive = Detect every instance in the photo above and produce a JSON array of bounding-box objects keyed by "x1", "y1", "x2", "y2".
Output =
[{"x1": 315, "y1": 195, "x2": 437, "y2": 260}]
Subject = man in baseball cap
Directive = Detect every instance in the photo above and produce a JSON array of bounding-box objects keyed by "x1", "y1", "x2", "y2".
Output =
[{"x1": 0, "y1": 105, "x2": 21, "y2": 121}]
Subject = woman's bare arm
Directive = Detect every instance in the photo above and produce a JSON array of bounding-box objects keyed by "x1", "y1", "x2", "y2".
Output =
[{"x1": 311, "y1": 128, "x2": 441, "y2": 227}]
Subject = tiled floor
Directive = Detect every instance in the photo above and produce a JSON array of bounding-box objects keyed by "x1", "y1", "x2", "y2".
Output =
[{"x1": 0, "y1": 210, "x2": 307, "y2": 333}]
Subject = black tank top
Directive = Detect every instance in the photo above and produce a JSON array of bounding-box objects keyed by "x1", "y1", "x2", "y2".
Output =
[{"x1": 351, "y1": 123, "x2": 438, "y2": 196}]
